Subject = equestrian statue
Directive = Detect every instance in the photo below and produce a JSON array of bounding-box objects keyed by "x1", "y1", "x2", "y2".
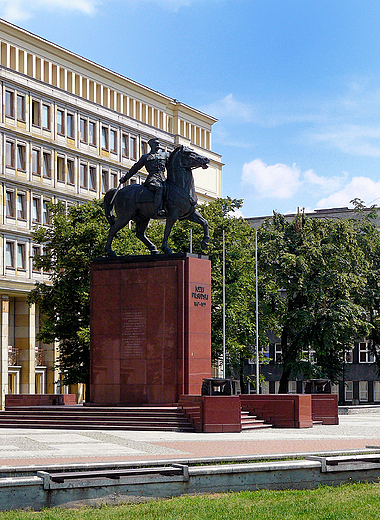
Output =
[{"x1": 104, "y1": 138, "x2": 210, "y2": 256}]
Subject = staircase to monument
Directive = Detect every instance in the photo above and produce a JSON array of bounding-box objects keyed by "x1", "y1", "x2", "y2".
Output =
[
  {"x1": 240, "y1": 410, "x2": 272, "y2": 430},
  {"x1": 0, "y1": 406, "x2": 196, "y2": 432}
]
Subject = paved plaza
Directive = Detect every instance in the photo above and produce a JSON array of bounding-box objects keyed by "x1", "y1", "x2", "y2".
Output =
[{"x1": 0, "y1": 413, "x2": 379, "y2": 467}]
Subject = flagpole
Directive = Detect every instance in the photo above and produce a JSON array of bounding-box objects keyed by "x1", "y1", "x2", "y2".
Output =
[
  {"x1": 222, "y1": 230, "x2": 226, "y2": 378},
  {"x1": 255, "y1": 228, "x2": 260, "y2": 394}
]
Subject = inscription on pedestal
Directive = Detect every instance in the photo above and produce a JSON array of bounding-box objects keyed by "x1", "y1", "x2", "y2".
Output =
[{"x1": 121, "y1": 310, "x2": 146, "y2": 357}]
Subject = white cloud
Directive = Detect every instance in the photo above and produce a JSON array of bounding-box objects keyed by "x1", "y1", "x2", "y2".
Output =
[
  {"x1": 242, "y1": 159, "x2": 301, "y2": 199},
  {"x1": 201, "y1": 94, "x2": 256, "y2": 123},
  {"x1": 316, "y1": 176, "x2": 380, "y2": 209},
  {"x1": 312, "y1": 125, "x2": 380, "y2": 158},
  {"x1": 303, "y1": 169, "x2": 347, "y2": 194},
  {"x1": 0, "y1": 0, "x2": 98, "y2": 22}
]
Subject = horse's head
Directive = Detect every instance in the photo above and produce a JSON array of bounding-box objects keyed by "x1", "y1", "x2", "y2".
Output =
[
  {"x1": 168, "y1": 146, "x2": 210, "y2": 175},
  {"x1": 180, "y1": 146, "x2": 210, "y2": 170}
]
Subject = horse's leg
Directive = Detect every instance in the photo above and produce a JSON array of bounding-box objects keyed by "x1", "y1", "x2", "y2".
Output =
[
  {"x1": 161, "y1": 213, "x2": 179, "y2": 254},
  {"x1": 104, "y1": 217, "x2": 130, "y2": 257},
  {"x1": 188, "y1": 210, "x2": 209, "y2": 250},
  {"x1": 135, "y1": 218, "x2": 159, "y2": 254}
]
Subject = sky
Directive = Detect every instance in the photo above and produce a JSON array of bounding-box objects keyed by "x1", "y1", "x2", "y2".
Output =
[{"x1": 3, "y1": 0, "x2": 380, "y2": 217}]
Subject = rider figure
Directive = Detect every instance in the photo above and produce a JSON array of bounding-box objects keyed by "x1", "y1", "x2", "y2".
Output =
[{"x1": 120, "y1": 137, "x2": 169, "y2": 217}]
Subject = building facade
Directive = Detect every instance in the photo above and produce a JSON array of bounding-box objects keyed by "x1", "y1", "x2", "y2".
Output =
[
  {"x1": 0, "y1": 19, "x2": 223, "y2": 407},
  {"x1": 246, "y1": 207, "x2": 380, "y2": 405}
]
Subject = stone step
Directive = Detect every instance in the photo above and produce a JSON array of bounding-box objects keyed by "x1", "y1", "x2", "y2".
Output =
[
  {"x1": 0, "y1": 405, "x2": 195, "y2": 432},
  {"x1": 0, "y1": 421, "x2": 194, "y2": 431},
  {"x1": 240, "y1": 409, "x2": 272, "y2": 430}
]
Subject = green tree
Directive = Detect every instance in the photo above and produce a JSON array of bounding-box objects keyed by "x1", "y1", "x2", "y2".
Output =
[
  {"x1": 27, "y1": 200, "x2": 146, "y2": 395},
  {"x1": 28, "y1": 197, "x2": 266, "y2": 394},
  {"x1": 349, "y1": 199, "x2": 380, "y2": 374},
  {"x1": 258, "y1": 211, "x2": 372, "y2": 392}
]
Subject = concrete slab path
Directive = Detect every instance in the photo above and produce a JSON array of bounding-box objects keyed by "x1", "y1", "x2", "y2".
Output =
[{"x1": 0, "y1": 413, "x2": 379, "y2": 467}]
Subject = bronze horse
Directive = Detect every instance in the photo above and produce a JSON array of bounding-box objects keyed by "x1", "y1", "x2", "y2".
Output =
[{"x1": 104, "y1": 145, "x2": 210, "y2": 256}]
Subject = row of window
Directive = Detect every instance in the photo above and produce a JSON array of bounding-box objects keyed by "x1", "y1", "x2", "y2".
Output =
[
  {"x1": 3, "y1": 88, "x2": 154, "y2": 159},
  {"x1": 5, "y1": 238, "x2": 41, "y2": 271},
  {"x1": 247, "y1": 379, "x2": 380, "y2": 402},
  {"x1": 4, "y1": 138, "x2": 136, "y2": 193},
  {"x1": 269, "y1": 342, "x2": 376, "y2": 364},
  {"x1": 5, "y1": 189, "x2": 50, "y2": 224}
]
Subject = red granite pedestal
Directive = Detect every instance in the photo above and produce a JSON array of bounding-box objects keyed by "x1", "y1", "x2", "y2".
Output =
[{"x1": 89, "y1": 253, "x2": 211, "y2": 405}]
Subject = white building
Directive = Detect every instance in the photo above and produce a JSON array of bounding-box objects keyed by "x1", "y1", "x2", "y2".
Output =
[{"x1": 0, "y1": 19, "x2": 223, "y2": 406}]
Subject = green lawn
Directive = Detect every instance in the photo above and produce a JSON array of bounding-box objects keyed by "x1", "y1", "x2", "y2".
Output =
[{"x1": 1, "y1": 482, "x2": 380, "y2": 519}]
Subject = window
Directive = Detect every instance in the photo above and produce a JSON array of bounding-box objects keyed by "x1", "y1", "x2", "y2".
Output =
[
  {"x1": 101, "y1": 126, "x2": 109, "y2": 149},
  {"x1": 67, "y1": 159, "x2": 74, "y2": 184},
  {"x1": 32, "y1": 100, "x2": 40, "y2": 126},
  {"x1": 5, "y1": 91, "x2": 14, "y2": 117},
  {"x1": 42, "y1": 104, "x2": 50, "y2": 129},
  {"x1": 43, "y1": 152, "x2": 51, "y2": 178},
  {"x1": 302, "y1": 346, "x2": 316, "y2": 363},
  {"x1": 16, "y1": 243, "x2": 25, "y2": 269},
  {"x1": 261, "y1": 345, "x2": 270, "y2": 359},
  {"x1": 374, "y1": 381, "x2": 380, "y2": 402},
  {"x1": 31, "y1": 245, "x2": 41, "y2": 271},
  {"x1": 43, "y1": 201, "x2": 50, "y2": 225},
  {"x1": 6, "y1": 191, "x2": 15, "y2": 217},
  {"x1": 288, "y1": 381, "x2": 297, "y2": 393},
  {"x1": 359, "y1": 381, "x2": 368, "y2": 402},
  {"x1": 110, "y1": 129, "x2": 117, "y2": 152},
  {"x1": 57, "y1": 156, "x2": 65, "y2": 182},
  {"x1": 16, "y1": 193, "x2": 26, "y2": 220},
  {"x1": 6, "y1": 141, "x2": 14, "y2": 167},
  {"x1": 16, "y1": 95, "x2": 25, "y2": 121},
  {"x1": 80, "y1": 163, "x2": 88, "y2": 188},
  {"x1": 32, "y1": 149, "x2": 41, "y2": 175},
  {"x1": 89, "y1": 166, "x2": 97, "y2": 191},
  {"x1": 101, "y1": 170, "x2": 108, "y2": 193},
  {"x1": 274, "y1": 344, "x2": 282, "y2": 363},
  {"x1": 141, "y1": 141, "x2": 148, "y2": 155},
  {"x1": 89, "y1": 121, "x2": 96, "y2": 145},
  {"x1": 67, "y1": 113, "x2": 74, "y2": 138},
  {"x1": 122, "y1": 134, "x2": 128, "y2": 156},
  {"x1": 110, "y1": 171, "x2": 118, "y2": 188},
  {"x1": 32, "y1": 197, "x2": 41, "y2": 223},
  {"x1": 6, "y1": 242, "x2": 14, "y2": 268},
  {"x1": 16, "y1": 144, "x2": 26, "y2": 170},
  {"x1": 57, "y1": 109, "x2": 64, "y2": 134},
  {"x1": 130, "y1": 136, "x2": 137, "y2": 159},
  {"x1": 345, "y1": 381, "x2": 353, "y2": 402},
  {"x1": 80, "y1": 118, "x2": 87, "y2": 142},
  {"x1": 359, "y1": 342, "x2": 375, "y2": 363}
]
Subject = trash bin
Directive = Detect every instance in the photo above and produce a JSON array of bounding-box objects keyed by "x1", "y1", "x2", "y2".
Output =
[
  {"x1": 304, "y1": 379, "x2": 331, "y2": 394},
  {"x1": 201, "y1": 378, "x2": 240, "y2": 396}
]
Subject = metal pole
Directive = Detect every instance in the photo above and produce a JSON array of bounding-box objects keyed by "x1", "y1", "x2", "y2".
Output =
[
  {"x1": 222, "y1": 230, "x2": 226, "y2": 378},
  {"x1": 190, "y1": 228, "x2": 193, "y2": 254},
  {"x1": 255, "y1": 228, "x2": 260, "y2": 394}
]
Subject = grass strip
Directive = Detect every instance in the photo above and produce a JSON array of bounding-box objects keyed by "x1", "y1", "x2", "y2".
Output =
[{"x1": 0, "y1": 481, "x2": 380, "y2": 519}]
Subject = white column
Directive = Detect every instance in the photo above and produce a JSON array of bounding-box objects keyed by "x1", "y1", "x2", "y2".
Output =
[{"x1": 0, "y1": 296, "x2": 9, "y2": 409}]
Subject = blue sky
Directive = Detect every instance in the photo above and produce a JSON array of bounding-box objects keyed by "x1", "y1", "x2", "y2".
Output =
[{"x1": 3, "y1": 0, "x2": 380, "y2": 217}]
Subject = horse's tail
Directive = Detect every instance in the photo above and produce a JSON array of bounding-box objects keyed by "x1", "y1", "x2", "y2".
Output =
[{"x1": 104, "y1": 189, "x2": 116, "y2": 227}]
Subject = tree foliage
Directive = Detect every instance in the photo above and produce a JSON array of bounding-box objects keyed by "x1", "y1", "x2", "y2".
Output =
[
  {"x1": 28, "y1": 197, "x2": 264, "y2": 391},
  {"x1": 258, "y1": 209, "x2": 373, "y2": 392},
  {"x1": 29, "y1": 196, "x2": 380, "y2": 396}
]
